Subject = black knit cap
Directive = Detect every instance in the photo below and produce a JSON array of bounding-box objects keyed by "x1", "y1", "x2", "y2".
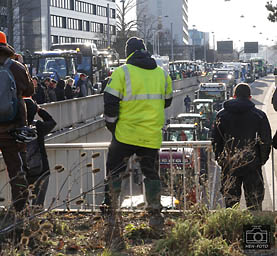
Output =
[
  {"x1": 24, "y1": 98, "x2": 38, "y2": 125},
  {"x1": 125, "y1": 37, "x2": 146, "y2": 58},
  {"x1": 234, "y1": 83, "x2": 251, "y2": 98}
]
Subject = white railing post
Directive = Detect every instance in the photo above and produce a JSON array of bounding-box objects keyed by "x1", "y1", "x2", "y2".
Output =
[{"x1": 193, "y1": 147, "x2": 200, "y2": 203}]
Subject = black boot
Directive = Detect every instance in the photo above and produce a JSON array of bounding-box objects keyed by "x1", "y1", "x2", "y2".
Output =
[{"x1": 144, "y1": 178, "x2": 164, "y2": 230}]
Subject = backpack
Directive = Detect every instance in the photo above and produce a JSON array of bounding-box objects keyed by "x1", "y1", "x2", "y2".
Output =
[
  {"x1": 26, "y1": 138, "x2": 43, "y2": 177},
  {"x1": 0, "y1": 58, "x2": 18, "y2": 122}
]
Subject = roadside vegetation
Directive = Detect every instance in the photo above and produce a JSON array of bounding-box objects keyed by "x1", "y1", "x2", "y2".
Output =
[{"x1": 0, "y1": 204, "x2": 276, "y2": 255}]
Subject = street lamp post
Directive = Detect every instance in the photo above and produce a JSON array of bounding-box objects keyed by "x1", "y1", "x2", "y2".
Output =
[
  {"x1": 157, "y1": 30, "x2": 160, "y2": 55},
  {"x1": 120, "y1": 0, "x2": 125, "y2": 38},
  {"x1": 143, "y1": 14, "x2": 146, "y2": 45},
  {"x1": 152, "y1": 30, "x2": 155, "y2": 54},
  {"x1": 211, "y1": 32, "x2": 216, "y2": 62},
  {"x1": 192, "y1": 25, "x2": 196, "y2": 61},
  {"x1": 211, "y1": 32, "x2": 215, "y2": 50},
  {"x1": 107, "y1": 3, "x2": 110, "y2": 48},
  {"x1": 163, "y1": 15, "x2": 173, "y2": 60},
  {"x1": 203, "y1": 32, "x2": 206, "y2": 62},
  {"x1": 171, "y1": 22, "x2": 173, "y2": 61}
]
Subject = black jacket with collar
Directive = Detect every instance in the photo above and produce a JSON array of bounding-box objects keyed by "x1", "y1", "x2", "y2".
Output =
[{"x1": 212, "y1": 98, "x2": 272, "y2": 171}]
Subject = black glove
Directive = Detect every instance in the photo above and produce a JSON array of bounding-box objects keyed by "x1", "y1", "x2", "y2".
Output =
[{"x1": 105, "y1": 121, "x2": 116, "y2": 134}]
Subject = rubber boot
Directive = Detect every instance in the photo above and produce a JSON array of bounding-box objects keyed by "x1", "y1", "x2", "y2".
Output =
[
  {"x1": 100, "y1": 183, "x2": 111, "y2": 215},
  {"x1": 104, "y1": 178, "x2": 125, "y2": 251},
  {"x1": 144, "y1": 178, "x2": 164, "y2": 230}
]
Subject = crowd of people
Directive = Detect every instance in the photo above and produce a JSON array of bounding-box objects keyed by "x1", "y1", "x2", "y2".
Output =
[
  {"x1": 32, "y1": 73, "x2": 95, "y2": 104},
  {"x1": 1, "y1": 28, "x2": 277, "y2": 253}
]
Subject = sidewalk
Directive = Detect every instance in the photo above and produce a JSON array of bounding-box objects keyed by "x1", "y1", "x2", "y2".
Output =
[
  {"x1": 263, "y1": 80, "x2": 277, "y2": 211},
  {"x1": 238, "y1": 79, "x2": 276, "y2": 211}
]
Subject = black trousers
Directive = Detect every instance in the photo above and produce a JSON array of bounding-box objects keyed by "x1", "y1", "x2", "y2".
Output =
[
  {"x1": 103, "y1": 137, "x2": 160, "y2": 205},
  {"x1": 221, "y1": 166, "x2": 264, "y2": 211},
  {"x1": 0, "y1": 138, "x2": 28, "y2": 212}
]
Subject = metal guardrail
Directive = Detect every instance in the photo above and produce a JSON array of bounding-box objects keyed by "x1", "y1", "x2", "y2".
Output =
[{"x1": 0, "y1": 141, "x2": 219, "y2": 212}]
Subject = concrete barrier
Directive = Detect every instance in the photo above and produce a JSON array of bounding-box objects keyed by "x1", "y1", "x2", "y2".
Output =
[
  {"x1": 0, "y1": 76, "x2": 208, "y2": 201},
  {"x1": 173, "y1": 76, "x2": 209, "y2": 91},
  {"x1": 40, "y1": 94, "x2": 104, "y2": 131},
  {"x1": 39, "y1": 76, "x2": 209, "y2": 133}
]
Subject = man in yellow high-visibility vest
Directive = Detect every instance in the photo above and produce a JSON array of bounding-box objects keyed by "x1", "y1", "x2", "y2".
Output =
[{"x1": 103, "y1": 37, "x2": 173, "y2": 248}]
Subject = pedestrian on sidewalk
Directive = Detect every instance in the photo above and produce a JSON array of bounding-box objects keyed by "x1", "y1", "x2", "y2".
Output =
[
  {"x1": 184, "y1": 94, "x2": 191, "y2": 112},
  {"x1": 103, "y1": 36, "x2": 173, "y2": 249},
  {"x1": 212, "y1": 83, "x2": 272, "y2": 211},
  {"x1": 0, "y1": 31, "x2": 34, "y2": 212}
]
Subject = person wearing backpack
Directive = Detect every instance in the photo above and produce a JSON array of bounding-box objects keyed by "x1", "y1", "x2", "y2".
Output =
[
  {"x1": 24, "y1": 98, "x2": 56, "y2": 207},
  {"x1": 0, "y1": 31, "x2": 34, "y2": 212}
]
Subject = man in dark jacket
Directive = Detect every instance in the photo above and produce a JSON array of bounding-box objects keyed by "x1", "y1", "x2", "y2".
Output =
[
  {"x1": 32, "y1": 76, "x2": 46, "y2": 104},
  {"x1": 42, "y1": 77, "x2": 51, "y2": 103},
  {"x1": 184, "y1": 94, "x2": 191, "y2": 112},
  {"x1": 65, "y1": 78, "x2": 74, "y2": 99},
  {"x1": 76, "y1": 73, "x2": 88, "y2": 97},
  {"x1": 47, "y1": 79, "x2": 57, "y2": 102},
  {"x1": 24, "y1": 98, "x2": 56, "y2": 207},
  {"x1": 0, "y1": 31, "x2": 34, "y2": 212},
  {"x1": 55, "y1": 79, "x2": 65, "y2": 101},
  {"x1": 212, "y1": 83, "x2": 271, "y2": 211}
]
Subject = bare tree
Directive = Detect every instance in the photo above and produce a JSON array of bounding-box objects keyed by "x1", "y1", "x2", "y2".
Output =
[
  {"x1": 266, "y1": 1, "x2": 277, "y2": 22},
  {"x1": 113, "y1": 0, "x2": 137, "y2": 57}
]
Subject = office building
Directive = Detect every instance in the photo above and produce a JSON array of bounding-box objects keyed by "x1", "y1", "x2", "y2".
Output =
[
  {"x1": 136, "y1": 0, "x2": 189, "y2": 59},
  {"x1": 1, "y1": 0, "x2": 116, "y2": 53}
]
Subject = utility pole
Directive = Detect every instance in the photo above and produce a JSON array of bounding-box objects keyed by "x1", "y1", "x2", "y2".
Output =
[
  {"x1": 203, "y1": 32, "x2": 206, "y2": 62},
  {"x1": 107, "y1": 3, "x2": 110, "y2": 48},
  {"x1": 143, "y1": 14, "x2": 146, "y2": 45},
  {"x1": 120, "y1": 0, "x2": 125, "y2": 38},
  {"x1": 192, "y1": 25, "x2": 196, "y2": 61},
  {"x1": 171, "y1": 22, "x2": 173, "y2": 61},
  {"x1": 157, "y1": 31, "x2": 160, "y2": 55},
  {"x1": 152, "y1": 30, "x2": 156, "y2": 55},
  {"x1": 7, "y1": 0, "x2": 13, "y2": 45}
]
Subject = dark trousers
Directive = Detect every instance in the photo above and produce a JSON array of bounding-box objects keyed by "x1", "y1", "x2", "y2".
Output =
[
  {"x1": 221, "y1": 166, "x2": 264, "y2": 211},
  {"x1": 0, "y1": 138, "x2": 28, "y2": 212},
  {"x1": 185, "y1": 104, "x2": 190, "y2": 113},
  {"x1": 103, "y1": 137, "x2": 159, "y2": 205}
]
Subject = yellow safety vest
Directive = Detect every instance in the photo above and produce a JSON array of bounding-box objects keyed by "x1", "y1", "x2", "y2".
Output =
[{"x1": 104, "y1": 64, "x2": 173, "y2": 149}]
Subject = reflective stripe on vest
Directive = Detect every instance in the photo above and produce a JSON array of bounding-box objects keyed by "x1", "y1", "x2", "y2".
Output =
[
  {"x1": 104, "y1": 86, "x2": 123, "y2": 99},
  {"x1": 122, "y1": 65, "x2": 168, "y2": 101},
  {"x1": 163, "y1": 70, "x2": 168, "y2": 94},
  {"x1": 104, "y1": 114, "x2": 118, "y2": 123},
  {"x1": 122, "y1": 65, "x2": 132, "y2": 97}
]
